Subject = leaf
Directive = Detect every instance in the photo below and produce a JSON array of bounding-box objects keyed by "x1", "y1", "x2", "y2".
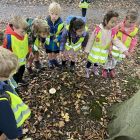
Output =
[
  {"x1": 76, "y1": 93, "x2": 81, "y2": 99},
  {"x1": 61, "y1": 111, "x2": 70, "y2": 122},
  {"x1": 30, "y1": 126, "x2": 36, "y2": 134},
  {"x1": 59, "y1": 121, "x2": 65, "y2": 128},
  {"x1": 22, "y1": 128, "x2": 28, "y2": 134},
  {"x1": 38, "y1": 115, "x2": 43, "y2": 122}
]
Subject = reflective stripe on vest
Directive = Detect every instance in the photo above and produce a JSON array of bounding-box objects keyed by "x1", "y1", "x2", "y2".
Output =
[
  {"x1": 65, "y1": 25, "x2": 87, "y2": 51},
  {"x1": 111, "y1": 45, "x2": 125, "y2": 60},
  {"x1": 6, "y1": 91, "x2": 31, "y2": 127},
  {"x1": 45, "y1": 37, "x2": 50, "y2": 45},
  {"x1": 56, "y1": 23, "x2": 64, "y2": 35},
  {"x1": 8, "y1": 77, "x2": 18, "y2": 95},
  {"x1": 79, "y1": 1, "x2": 89, "y2": 8},
  {"x1": 117, "y1": 26, "x2": 138, "y2": 48},
  {"x1": 33, "y1": 38, "x2": 41, "y2": 51},
  {"x1": 88, "y1": 28, "x2": 111, "y2": 64},
  {"x1": 65, "y1": 37, "x2": 84, "y2": 52},
  {"x1": 0, "y1": 98, "x2": 8, "y2": 101},
  {"x1": 33, "y1": 37, "x2": 45, "y2": 51},
  {"x1": 112, "y1": 26, "x2": 138, "y2": 60},
  {"x1": 11, "y1": 34, "x2": 28, "y2": 66}
]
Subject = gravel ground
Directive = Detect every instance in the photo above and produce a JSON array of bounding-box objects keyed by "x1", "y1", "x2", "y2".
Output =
[{"x1": 0, "y1": 0, "x2": 139, "y2": 24}]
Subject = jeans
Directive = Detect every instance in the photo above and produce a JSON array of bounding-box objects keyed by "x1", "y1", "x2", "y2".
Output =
[{"x1": 82, "y1": 8, "x2": 87, "y2": 17}]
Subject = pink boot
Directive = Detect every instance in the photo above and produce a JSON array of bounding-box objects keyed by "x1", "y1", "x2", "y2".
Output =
[
  {"x1": 110, "y1": 69, "x2": 116, "y2": 78},
  {"x1": 102, "y1": 69, "x2": 108, "y2": 78}
]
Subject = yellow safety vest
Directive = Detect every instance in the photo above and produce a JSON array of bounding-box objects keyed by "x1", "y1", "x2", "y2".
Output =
[
  {"x1": 79, "y1": 1, "x2": 89, "y2": 9},
  {"x1": 88, "y1": 29, "x2": 112, "y2": 64},
  {"x1": 65, "y1": 25, "x2": 87, "y2": 52},
  {"x1": 45, "y1": 22, "x2": 64, "y2": 45},
  {"x1": 11, "y1": 34, "x2": 29, "y2": 66},
  {"x1": 112, "y1": 26, "x2": 138, "y2": 60},
  {"x1": 0, "y1": 91, "x2": 31, "y2": 127},
  {"x1": 33, "y1": 37, "x2": 43, "y2": 51},
  {"x1": 65, "y1": 37, "x2": 84, "y2": 52}
]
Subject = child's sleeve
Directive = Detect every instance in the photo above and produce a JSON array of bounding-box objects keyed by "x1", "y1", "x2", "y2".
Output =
[
  {"x1": 60, "y1": 29, "x2": 68, "y2": 52},
  {"x1": 129, "y1": 37, "x2": 138, "y2": 53},
  {"x1": 81, "y1": 32, "x2": 89, "y2": 49},
  {"x1": 112, "y1": 36, "x2": 128, "y2": 53},
  {"x1": 3, "y1": 34, "x2": 12, "y2": 50},
  {"x1": 0, "y1": 100, "x2": 22, "y2": 139},
  {"x1": 84, "y1": 30, "x2": 96, "y2": 53}
]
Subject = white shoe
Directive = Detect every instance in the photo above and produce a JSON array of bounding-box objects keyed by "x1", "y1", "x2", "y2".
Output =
[{"x1": 93, "y1": 66, "x2": 99, "y2": 76}]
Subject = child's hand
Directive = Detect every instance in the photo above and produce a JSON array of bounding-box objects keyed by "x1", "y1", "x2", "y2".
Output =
[
  {"x1": 59, "y1": 51, "x2": 63, "y2": 59},
  {"x1": 29, "y1": 52, "x2": 34, "y2": 59},
  {"x1": 108, "y1": 53, "x2": 112, "y2": 59},
  {"x1": 84, "y1": 52, "x2": 89, "y2": 59},
  {"x1": 123, "y1": 51, "x2": 130, "y2": 58},
  {"x1": 54, "y1": 38, "x2": 58, "y2": 43},
  {"x1": 50, "y1": 33, "x2": 54, "y2": 36}
]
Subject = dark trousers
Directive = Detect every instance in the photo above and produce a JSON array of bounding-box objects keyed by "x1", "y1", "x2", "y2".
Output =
[
  {"x1": 86, "y1": 61, "x2": 98, "y2": 68},
  {"x1": 82, "y1": 8, "x2": 87, "y2": 17},
  {"x1": 13, "y1": 65, "x2": 25, "y2": 83}
]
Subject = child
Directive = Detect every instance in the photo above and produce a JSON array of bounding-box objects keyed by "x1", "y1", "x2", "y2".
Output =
[
  {"x1": 60, "y1": 16, "x2": 89, "y2": 71},
  {"x1": 0, "y1": 47, "x2": 31, "y2": 140},
  {"x1": 45, "y1": 2, "x2": 64, "y2": 68},
  {"x1": 79, "y1": 0, "x2": 91, "y2": 17},
  {"x1": 27, "y1": 18, "x2": 50, "y2": 73},
  {"x1": 3, "y1": 16, "x2": 30, "y2": 85},
  {"x1": 107, "y1": 9, "x2": 139, "y2": 78},
  {"x1": 85, "y1": 10, "x2": 129, "y2": 78}
]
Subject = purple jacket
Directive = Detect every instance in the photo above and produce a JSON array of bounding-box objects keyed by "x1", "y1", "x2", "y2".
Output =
[{"x1": 60, "y1": 29, "x2": 89, "y2": 51}]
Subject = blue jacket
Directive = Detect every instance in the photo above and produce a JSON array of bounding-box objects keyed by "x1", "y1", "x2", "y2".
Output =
[
  {"x1": 45, "y1": 16, "x2": 64, "y2": 52},
  {"x1": 0, "y1": 81, "x2": 22, "y2": 139}
]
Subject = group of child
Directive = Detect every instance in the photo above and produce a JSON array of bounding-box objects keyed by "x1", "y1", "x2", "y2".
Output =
[{"x1": 0, "y1": 1, "x2": 139, "y2": 139}]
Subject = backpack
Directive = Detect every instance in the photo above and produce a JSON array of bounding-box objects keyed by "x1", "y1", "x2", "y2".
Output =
[{"x1": 66, "y1": 15, "x2": 87, "y2": 25}]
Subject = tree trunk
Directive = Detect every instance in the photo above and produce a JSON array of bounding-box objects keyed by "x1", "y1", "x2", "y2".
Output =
[{"x1": 107, "y1": 90, "x2": 140, "y2": 140}]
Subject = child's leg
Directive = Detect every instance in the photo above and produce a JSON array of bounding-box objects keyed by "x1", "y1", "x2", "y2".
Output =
[
  {"x1": 82, "y1": 8, "x2": 87, "y2": 17},
  {"x1": 34, "y1": 51, "x2": 40, "y2": 61},
  {"x1": 52, "y1": 52, "x2": 60, "y2": 67},
  {"x1": 102, "y1": 60, "x2": 110, "y2": 78},
  {"x1": 109, "y1": 58, "x2": 118, "y2": 78},
  {"x1": 61, "y1": 51, "x2": 69, "y2": 68},
  {"x1": 86, "y1": 61, "x2": 92, "y2": 68},
  {"x1": 102, "y1": 58, "x2": 117, "y2": 78},
  {"x1": 27, "y1": 52, "x2": 35, "y2": 68},
  {"x1": 13, "y1": 65, "x2": 27, "y2": 85},
  {"x1": 34, "y1": 51, "x2": 42, "y2": 69},
  {"x1": 86, "y1": 61, "x2": 92, "y2": 78},
  {"x1": 47, "y1": 53, "x2": 54, "y2": 68},
  {"x1": 69, "y1": 50, "x2": 77, "y2": 72},
  {"x1": 45, "y1": 49, "x2": 54, "y2": 68}
]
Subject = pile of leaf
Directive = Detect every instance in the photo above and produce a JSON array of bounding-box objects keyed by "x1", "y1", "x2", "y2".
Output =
[{"x1": 18, "y1": 38, "x2": 140, "y2": 140}]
